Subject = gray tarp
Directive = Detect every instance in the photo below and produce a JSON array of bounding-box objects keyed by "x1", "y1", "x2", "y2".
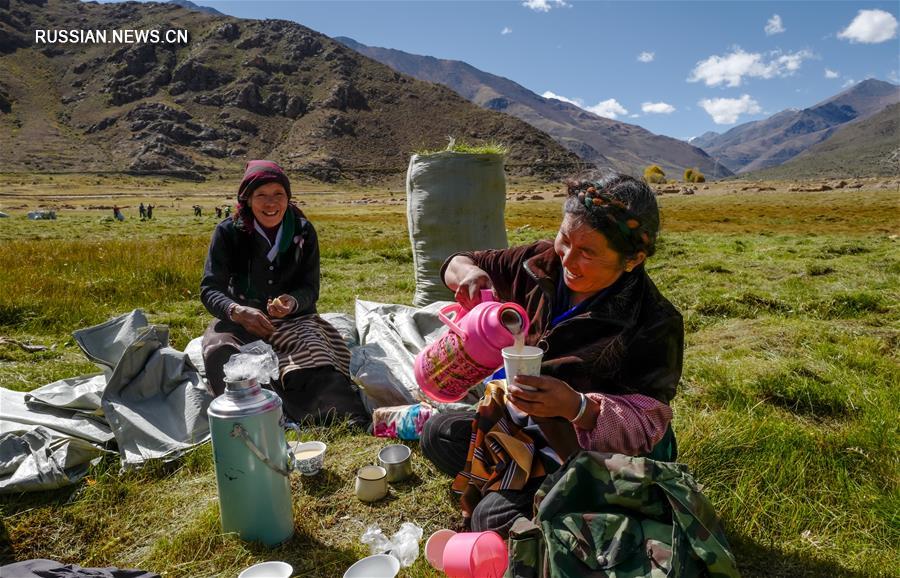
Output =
[
  {"x1": 349, "y1": 300, "x2": 483, "y2": 413},
  {"x1": 0, "y1": 302, "x2": 476, "y2": 493},
  {"x1": 0, "y1": 310, "x2": 213, "y2": 493},
  {"x1": 406, "y1": 152, "x2": 508, "y2": 306},
  {"x1": 0, "y1": 558, "x2": 160, "y2": 577}
]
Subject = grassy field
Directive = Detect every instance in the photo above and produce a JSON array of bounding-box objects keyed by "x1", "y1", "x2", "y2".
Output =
[{"x1": 0, "y1": 178, "x2": 898, "y2": 577}]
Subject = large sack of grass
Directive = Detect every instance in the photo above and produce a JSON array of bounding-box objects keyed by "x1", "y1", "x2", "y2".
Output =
[{"x1": 406, "y1": 151, "x2": 508, "y2": 306}]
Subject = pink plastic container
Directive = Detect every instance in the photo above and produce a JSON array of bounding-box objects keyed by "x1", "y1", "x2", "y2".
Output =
[
  {"x1": 425, "y1": 530, "x2": 508, "y2": 578},
  {"x1": 415, "y1": 290, "x2": 529, "y2": 403}
]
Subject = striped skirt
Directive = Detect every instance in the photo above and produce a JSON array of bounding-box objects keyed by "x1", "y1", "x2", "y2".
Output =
[{"x1": 270, "y1": 314, "x2": 352, "y2": 379}]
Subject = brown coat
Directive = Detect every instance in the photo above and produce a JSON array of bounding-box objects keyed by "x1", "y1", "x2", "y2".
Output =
[{"x1": 442, "y1": 241, "x2": 683, "y2": 403}]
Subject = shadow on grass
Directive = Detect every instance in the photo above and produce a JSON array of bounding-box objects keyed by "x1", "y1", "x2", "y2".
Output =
[
  {"x1": 731, "y1": 535, "x2": 874, "y2": 578},
  {"x1": 387, "y1": 471, "x2": 423, "y2": 490},
  {"x1": 249, "y1": 529, "x2": 369, "y2": 578},
  {"x1": 298, "y1": 469, "x2": 346, "y2": 498},
  {"x1": 0, "y1": 484, "x2": 83, "y2": 565}
]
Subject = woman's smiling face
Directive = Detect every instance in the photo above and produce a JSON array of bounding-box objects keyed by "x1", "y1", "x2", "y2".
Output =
[
  {"x1": 249, "y1": 182, "x2": 288, "y2": 228},
  {"x1": 554, "y1": 213, "x2": 640, "y2": 299}
]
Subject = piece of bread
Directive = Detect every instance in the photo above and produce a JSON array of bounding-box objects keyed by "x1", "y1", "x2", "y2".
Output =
[{"x1": 272, "y1": 297, "x2": 285, "y2": 308}]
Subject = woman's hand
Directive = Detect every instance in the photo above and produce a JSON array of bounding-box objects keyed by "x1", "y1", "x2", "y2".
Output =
[
  {"x1": 232, "y1": 305, "x2": 275, "y2": 339},
  {"x1": 267, "y1": 294, "x2": 297, "y2": 319},
  {"x1": 507, "y1": 375, "x2": 583, "y2": 420},
  {"x1": 455, "y1": 267, "x2": 494, "y2": 310}
]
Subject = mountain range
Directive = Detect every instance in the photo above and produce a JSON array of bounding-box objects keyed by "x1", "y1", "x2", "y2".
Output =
[
  {"x1": 741, "y1": 101, "x2": 899, "y2": 180},
  {"x1": 691, "y1": 79, "x2": 899, "y2": 174},
  {"x1": 336, "y1": 36, "x2": 732, "y2": 180},
  {"x1": 0, "y1": 0, "x2": 581, "y2": 182},
  {"x1": 1, "y1": 0, "x2": 896, "y2": 184}
]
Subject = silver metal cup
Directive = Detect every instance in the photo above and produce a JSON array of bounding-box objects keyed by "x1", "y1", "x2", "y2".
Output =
[{"x1": 377, "y1": 444, "x2": 413, "y2": 483}]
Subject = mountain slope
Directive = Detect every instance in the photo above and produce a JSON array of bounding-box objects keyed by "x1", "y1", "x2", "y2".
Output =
[
  {"x1": 699, "y1": 79, "x2": 900, "y2": 174},
  {"x1": 743, "y1": 102, "x2": 900, "y2": 180},
  {"x1": 167, "y1": 0, "x2": 224, "y2": 17},
  {"x1": 0, "y1": 0, "x2": 580, "y2": 182},
  {"x1": 336, "y1": 37, "x2": 731, "y2": 179}
]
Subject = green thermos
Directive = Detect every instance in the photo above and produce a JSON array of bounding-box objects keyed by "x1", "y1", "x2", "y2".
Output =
[{"x1": 208, "y1": 377, "x2": 294, "y2": 546}]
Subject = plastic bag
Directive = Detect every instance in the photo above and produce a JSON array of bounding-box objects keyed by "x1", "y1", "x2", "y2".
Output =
[
  {"x1": 222, "y1": 340, "x2": 279, "y2": 384},
  {"x1": 390, "y1": 522, "x2": 423, "y2": 567},
  {"x1": 360, "y1": 522, "x2": 423, "y2": 568},
  {"x1": 361, "y1": 524, "x2": 393, "y2": 556}
]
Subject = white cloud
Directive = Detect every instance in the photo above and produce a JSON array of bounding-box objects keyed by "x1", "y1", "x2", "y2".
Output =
[
  {"x1": 688, "y1": 48, "x2": 813, "y2": 87},
  {"x1": 765, "y1": 14, "x2": 785, "y2": 35},
  {"x1": 542, "y1": 91, "x2": 582, "y2": 106},
  {"x1": 522, "y1": 0, "x2": 568, "y2": 12},
  {"x1": 637, "y1": 51, "x2": 655, "y2": 63},
  {"x1": 825, "y1": 68, "x2": 839, "y2": 79},
  {"x1": 842, "y1": 78, "x2": 857, "y2": 88},
  {"x1": 543, "y1": 91, "x2": 628, "y2": 119},
  {"x1": 642, "y1": 101, "x2": 676, "y2": 114},
  {"x1": 629, "y1": 113, "x2": 641, "y2": 118},
  {"x1": 838, "y1": 9, "x2": 898, "y2": 44},
  {"x1": 501, "y1": 26, "x2": 512, "y2": 35},
  {"x1": 587, "y1": 98, "x2": 628, "y2": 119},
  {"x1": 889, "y1": 70, "x2": 900, "y2": 83},
  {"x1": 698, "y1": 94, "x2": 762, "y2": 124}
]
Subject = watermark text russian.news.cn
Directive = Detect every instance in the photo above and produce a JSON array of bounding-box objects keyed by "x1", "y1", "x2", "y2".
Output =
[{"x1": 34, "y1": 29, "x2": 190, "y2": 44}]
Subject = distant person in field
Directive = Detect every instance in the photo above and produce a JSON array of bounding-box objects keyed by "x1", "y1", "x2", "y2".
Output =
[
  {"x1": 200, "y1": 160, "x2": 369, "y2": 427},
  {"x1": 146, "y1": 204, "x2": 153, "y2": 219},
  {"x1": 215, "y1": 206, "x2": 222, "y2": 219},
  {"x1": 139, "y1": 202, "x2": 146, "y2": 220},
  {"x1": 421, "y1": 172, "x2": 683, "y2": 537},
  {"x1": 113, "y1": 205, "x2": 124, "y2": 221}
]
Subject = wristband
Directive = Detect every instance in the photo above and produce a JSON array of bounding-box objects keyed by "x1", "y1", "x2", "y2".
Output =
[
  {"x1": 570, "y1": 392, "x2": 588, "y2": 423},
  {"x1": 226, "y1": 303, "x2": 238, "y2": 321}
]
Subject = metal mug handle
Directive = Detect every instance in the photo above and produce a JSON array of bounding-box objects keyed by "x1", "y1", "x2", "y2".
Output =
[{"x1": 281, "y1": 417, "x2": 304, "y2": 473}]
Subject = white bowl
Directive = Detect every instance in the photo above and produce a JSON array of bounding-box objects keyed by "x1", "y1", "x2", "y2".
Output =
[
  {"x1": 238, "y1": 561, "x2": 293, "y2": 578},
  {"x1": 290, "y1": 440, "x2": 327, "y2": 475},
  {"x1": 343, "y1": 554, "x2": 400, "y2": 578}
]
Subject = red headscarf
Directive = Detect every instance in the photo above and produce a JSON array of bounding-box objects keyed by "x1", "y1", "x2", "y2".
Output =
[{"x1": 237, "y1": 160, "x2": 291, "y2": 202}]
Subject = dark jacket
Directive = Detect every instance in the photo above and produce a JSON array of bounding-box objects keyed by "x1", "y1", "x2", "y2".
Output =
[
  {"x1": 200, "y1": 206, "x2": 319, "y2": 320},
  {"x1": 442, "y1": 241, "x2": 683, "y2": 403}
]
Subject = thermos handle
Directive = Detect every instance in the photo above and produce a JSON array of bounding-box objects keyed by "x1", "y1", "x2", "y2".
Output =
[
  {"x1": 231, "y1": 423, "x2": 292, "y2": 478},
  {"x1": 438, "y1": 289, "x2": 495, "y2": 337},
  {"x1": 438, "y1": 304, "x2": 466, "y2": 337},
  {"x1": 282, "y1": 418, "x2": 304, "y2": 473}
]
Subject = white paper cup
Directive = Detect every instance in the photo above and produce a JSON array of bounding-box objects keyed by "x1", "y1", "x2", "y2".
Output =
[{"x1": 502, "y1": 346, "x2": 543, "y2": 392}]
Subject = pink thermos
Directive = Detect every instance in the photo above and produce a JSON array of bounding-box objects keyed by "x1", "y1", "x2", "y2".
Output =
[{"x1": 415, "y1": 290, "x2": 529, "y2": 403}]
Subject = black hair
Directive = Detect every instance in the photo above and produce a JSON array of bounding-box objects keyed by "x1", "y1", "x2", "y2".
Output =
[{"x1": 563, "y1": 171, "x2": 660, "y2": 259}]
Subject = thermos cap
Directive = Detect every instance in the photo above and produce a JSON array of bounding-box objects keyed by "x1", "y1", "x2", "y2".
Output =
[{"x1": 208, "y1": 377, "x2": 281, "y2": 418}]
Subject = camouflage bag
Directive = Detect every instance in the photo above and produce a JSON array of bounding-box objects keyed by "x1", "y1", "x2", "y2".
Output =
[{"x1": 506, "y1": 452, "x2": 741, "y2": 578}]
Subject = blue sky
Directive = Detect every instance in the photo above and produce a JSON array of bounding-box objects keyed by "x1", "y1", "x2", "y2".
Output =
[{"x1": 109, "y1": 1, "x2": 899, "y2": 140}]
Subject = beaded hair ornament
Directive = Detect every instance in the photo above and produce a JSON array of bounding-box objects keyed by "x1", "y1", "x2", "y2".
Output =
[{"x1": 573, "y1": 184, "x2": 651, "y2": 252}]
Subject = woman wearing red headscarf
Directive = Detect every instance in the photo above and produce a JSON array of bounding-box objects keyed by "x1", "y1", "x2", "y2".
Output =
[{"x1": 200, "y1": 160, "x2": 369, "y2": 427}]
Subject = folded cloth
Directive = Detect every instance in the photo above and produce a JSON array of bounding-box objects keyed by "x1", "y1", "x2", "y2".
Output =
[{"x1": 372, "y1": 403, "x2": 435, "y2": 440}]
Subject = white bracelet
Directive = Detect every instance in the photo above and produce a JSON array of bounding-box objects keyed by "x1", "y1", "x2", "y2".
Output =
[{"x1": 570, "y1": 392, "x2": 588, "y2": 423}]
